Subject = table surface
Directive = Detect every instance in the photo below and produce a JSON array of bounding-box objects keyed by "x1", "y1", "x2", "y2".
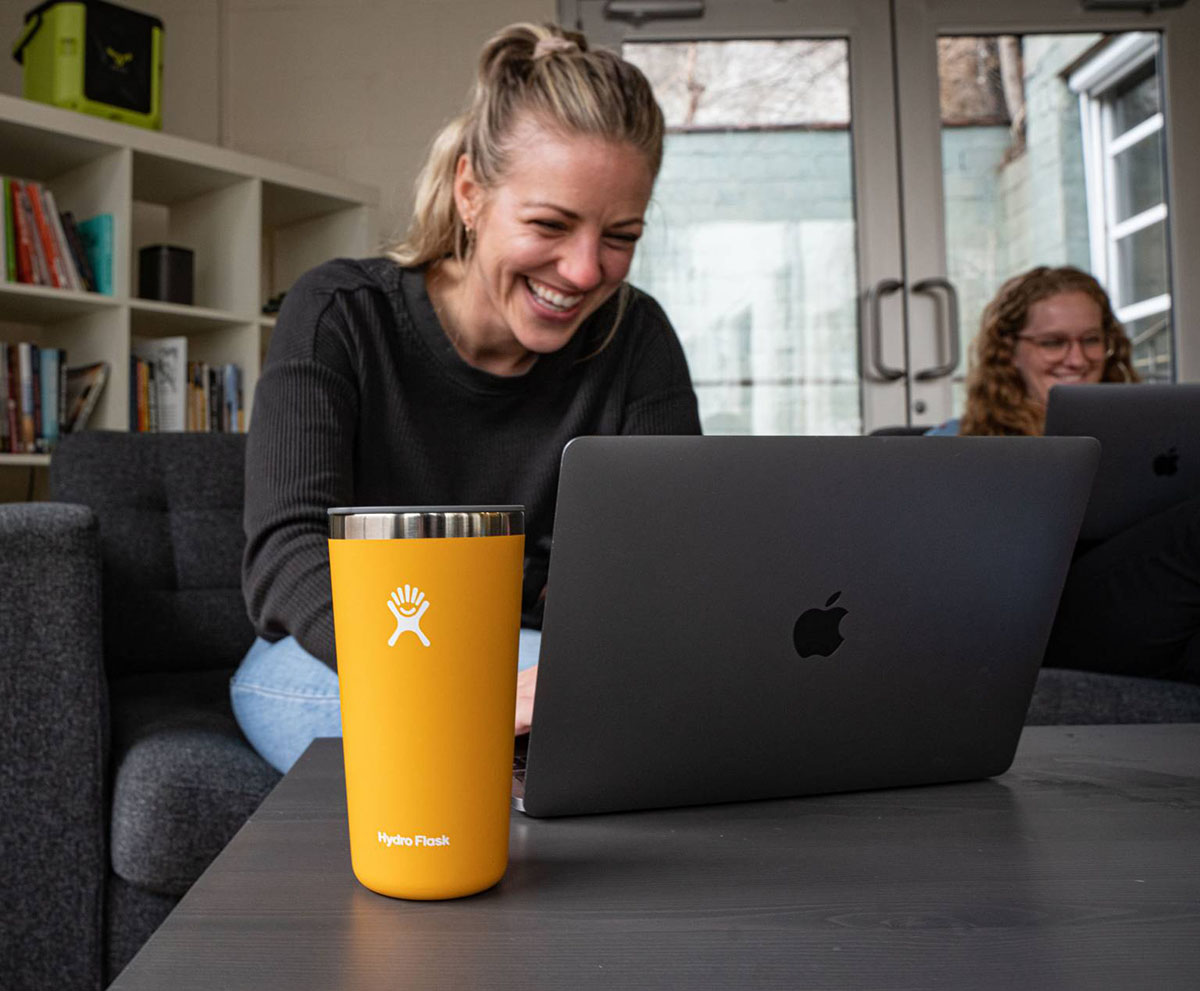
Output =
[{"x1": 110, "y1": 725, "x2": 1200, "y2": 991}]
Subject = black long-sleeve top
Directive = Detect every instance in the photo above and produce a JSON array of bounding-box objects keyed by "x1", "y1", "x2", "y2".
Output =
[{"x1": 242, "y1": 257, "x2": 701, "y2": 670}]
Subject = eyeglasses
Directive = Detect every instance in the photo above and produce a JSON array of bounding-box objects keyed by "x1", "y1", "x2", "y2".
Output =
[{"x1": 1015, "y1": 332, "x2": 1111, "y2": 361}]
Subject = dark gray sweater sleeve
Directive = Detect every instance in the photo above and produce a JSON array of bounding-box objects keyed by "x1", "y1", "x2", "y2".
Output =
[
  {"x1": 620, "y1": 291, "x2": 702, "y2": 436},
  {"x1": 243, "y1": 275, "x2": 359, "y2": 668}
]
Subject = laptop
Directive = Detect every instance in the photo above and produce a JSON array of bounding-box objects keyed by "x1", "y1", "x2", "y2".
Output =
[
  {"x1": 513, "y1": 434, "x2": 1099, "y2": 817},
  {"x1": 1044, "y1": 383, "x2": 1200, "y2": 543}
]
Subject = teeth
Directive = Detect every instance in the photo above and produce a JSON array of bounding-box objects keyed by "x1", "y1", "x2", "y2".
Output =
[{"x1": 527, "y1": 278, "x2": 582, "y2": 311}]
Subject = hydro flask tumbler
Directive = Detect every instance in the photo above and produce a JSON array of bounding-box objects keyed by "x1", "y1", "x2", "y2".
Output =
[{"x1": 328, "y1": 506, "x2": 524, "y2": 900}]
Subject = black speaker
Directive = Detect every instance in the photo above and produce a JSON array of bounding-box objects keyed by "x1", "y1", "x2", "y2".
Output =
[{"x1": 138, "y1": 244, "x2": 193, "y2": 305}]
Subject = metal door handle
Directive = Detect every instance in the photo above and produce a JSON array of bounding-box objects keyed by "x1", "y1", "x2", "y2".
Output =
[
  {"x1": 866, "y1": 278, "x2": 905, "y2": 381},
  {"x1": 603, "y1": 1, "x2": 706, "y2": 24},
  {"x1": 912, "y1": 277, "x2": 962, "y2": 381}
]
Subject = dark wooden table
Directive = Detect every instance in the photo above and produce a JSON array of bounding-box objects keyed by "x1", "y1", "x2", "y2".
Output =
[{"x1": 110, "y1": 726, "x2": 1200, "y2": 990}]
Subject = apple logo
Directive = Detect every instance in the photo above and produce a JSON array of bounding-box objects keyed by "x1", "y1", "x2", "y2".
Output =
[
  {"x1": 1153, "y1": 447, "x2": 1179, "y2": 477},
  {"x1": 793, "y1": 591, "x2": 848, "y2": 658}
]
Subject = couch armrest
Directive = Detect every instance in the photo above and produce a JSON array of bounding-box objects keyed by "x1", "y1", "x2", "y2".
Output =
[{"x1": 0, "y1": 503, "x2": 107, "y2": 991}]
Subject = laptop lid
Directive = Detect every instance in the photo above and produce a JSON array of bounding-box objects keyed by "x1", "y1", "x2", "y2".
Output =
[
  {"x1": 516, "y1": 435, "x2": 1099, "y2": 818},
  {"x1": 1044, "y1": 383, "x2": 1200, "y2": 543}
]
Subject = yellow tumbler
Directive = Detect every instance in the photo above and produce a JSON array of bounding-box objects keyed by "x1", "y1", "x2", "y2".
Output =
[{"x1": 327, "y1": 506, "x2": 524, "y2": 900}]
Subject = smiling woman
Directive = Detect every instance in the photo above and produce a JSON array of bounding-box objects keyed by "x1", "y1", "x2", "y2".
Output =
[
  {"x1": 957, "y1": 265, "x2": 1137, "y2": 436},
  {"x1": 424, "y1": 120, "x2": 655, "y2": 374},
  {"x1": 234, "y1": 22, "x2": 701, "y2": 773},
  {"x1": 924, "y1": 265, "x2": 1199, "y2": 690}
]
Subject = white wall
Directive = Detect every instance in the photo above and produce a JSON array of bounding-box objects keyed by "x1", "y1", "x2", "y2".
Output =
[{"x1": 1, "y1": 0, "x2": 554, "y2": 236}]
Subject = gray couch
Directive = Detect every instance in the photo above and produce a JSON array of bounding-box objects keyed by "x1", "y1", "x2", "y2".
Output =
[
  {"x1": 1, "y1": 432, "x2": 280, "y2": 990},
  {"x1": 2, "y1": 429, "x2": 1199, "y2": 991}
]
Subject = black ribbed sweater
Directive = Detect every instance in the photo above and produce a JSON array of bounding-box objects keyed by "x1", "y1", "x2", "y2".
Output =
[{"x1": 242, "y1": 258, "x2": 701, "y2": 670}]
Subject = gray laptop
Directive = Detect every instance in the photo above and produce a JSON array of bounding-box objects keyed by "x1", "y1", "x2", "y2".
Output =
[
  {"x1": 513, "y1": 435, "x2": 1099, "y2": 817},
  {"x1": 1044, "y1": 383, "x2": 1200, "y2": 542}
]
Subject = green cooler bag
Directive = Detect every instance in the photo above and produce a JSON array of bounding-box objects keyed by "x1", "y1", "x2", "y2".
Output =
[{"x1": 13, "y1": 0, "x2": 163, "y2": 129}]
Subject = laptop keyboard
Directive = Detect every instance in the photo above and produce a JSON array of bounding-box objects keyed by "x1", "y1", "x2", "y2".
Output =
[{"x1": 513, "y1": 734, "x2": 530, "y2": 781}]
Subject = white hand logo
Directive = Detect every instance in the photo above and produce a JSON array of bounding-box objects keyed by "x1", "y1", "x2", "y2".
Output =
[{"x1": 387, "y1": 585, "x2": 431, "y2": 647}]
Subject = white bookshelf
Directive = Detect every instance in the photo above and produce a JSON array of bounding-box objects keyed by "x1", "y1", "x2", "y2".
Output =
[{"x1": 0, "y1": 92, "x2": 378, "y2": 467}]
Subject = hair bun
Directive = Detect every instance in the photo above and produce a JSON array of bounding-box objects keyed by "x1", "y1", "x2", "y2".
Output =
[{"x1": 533, "y1": 35, "x2": 579, "y2": 59}]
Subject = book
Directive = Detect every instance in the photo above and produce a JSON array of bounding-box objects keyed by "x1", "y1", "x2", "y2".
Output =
[
  {"x1": 38, "y1": 346, "x2": 62, "y2": 448},
  {"x1": 25, "y1": 181, "x2": 69, "y2": 289},
  {"x1": 131, "y1": 336, "x2": 187, "y2": 431},
  {"x1": 2, "y1": 179, "x2": 15, "y2": 283},
  {"x1": 208, "y1": 366, "x2": 220, "y2": 432},
  {"x1": 223, "y1": 364, "x2": 241, "y2": 433},
  {"x1": 43, "y1": 188, "x2": 83, "y2": 291},
  {"x1": 31, "y1": 345, "x2": 43, "y2": 450},
  {"x1": 63, "y1": 361, "x2": 109, "y2": 434},
  {"x1": 0, "y1": 341, "x2": 7, "y2": 450},
  {"x1": 4, "y1": 346, "x2": 19, "y2": 452},
  {"x1": 10, "y1": 181, "x2": 39, "y2": 285},
  {"x1": 133, "y1": 357, "x2": 148, "y2": 432},
  {"x1": 60, "y1": 212, "x2": 98, "y2": 292},
  {"x1": 0, "y1": 185, "x2": 7, "y2": 284},
  {"x1": 17, "y1": 342, "x2": 36, "y2": 452},
  {"x1": 77, "y1": 214, "x2": 114, "y2": 295},
  {"x1": 146, "y1": 360, "x2": 158, "y2": 433}
]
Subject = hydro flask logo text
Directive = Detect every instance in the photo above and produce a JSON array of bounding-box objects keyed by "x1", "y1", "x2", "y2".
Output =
[{"x1": 378, "y1": 831, "x2": 451, "y2": 848}]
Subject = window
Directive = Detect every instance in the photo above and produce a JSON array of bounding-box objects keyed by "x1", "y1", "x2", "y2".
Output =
[{"x1": 1070, "y1": 33, "x2": 1173, "y2": 380}]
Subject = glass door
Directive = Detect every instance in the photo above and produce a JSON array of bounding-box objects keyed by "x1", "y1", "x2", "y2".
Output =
[
  {"x1": 566, "y1": 0, "x2": 1200, "y2": 433},
  {"x1": 893, "y1": 0, "x2": 1200, "y2": 426},
  {"x1": 569, "y1": 0, "x2": 912, "y2": 434}
]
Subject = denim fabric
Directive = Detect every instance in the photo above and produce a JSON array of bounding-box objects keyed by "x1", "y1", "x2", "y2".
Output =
[
  {"x1": 230, "y1": 637, "x2": 343, "y2": 773},
  {"x1": 231, "y1": 629, "x2": 543, "y2": 772},
  {"x1": 923, "y1": 418, "x2": 962, "y2": 436}
]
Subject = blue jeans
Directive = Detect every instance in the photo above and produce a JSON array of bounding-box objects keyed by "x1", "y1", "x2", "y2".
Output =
[{"x1": 231, "y1": 630, "x2": 543, "y2": 773}]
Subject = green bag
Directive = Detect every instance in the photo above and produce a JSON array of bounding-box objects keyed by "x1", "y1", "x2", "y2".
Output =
[{"x1": 13, "y1": 0, "x2": 163, "y2": 130}]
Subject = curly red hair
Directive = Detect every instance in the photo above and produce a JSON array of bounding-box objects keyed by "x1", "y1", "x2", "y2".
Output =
[{"x1": 960, "y1": 266, "x2": 1138, "y2": 436}]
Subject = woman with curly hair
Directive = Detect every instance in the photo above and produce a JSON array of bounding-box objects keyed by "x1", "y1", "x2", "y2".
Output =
[
  {"x1": 928, "y1": 265, "x2": 1138, "y2": 437},
  {"x1": 929, "y1": 266, "x2": 1199, "y2": 686}
]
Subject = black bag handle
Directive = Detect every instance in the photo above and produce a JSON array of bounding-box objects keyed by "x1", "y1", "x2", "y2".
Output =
[{"x1": 12, "y1": 10, "x2": 43, "y2": 65}]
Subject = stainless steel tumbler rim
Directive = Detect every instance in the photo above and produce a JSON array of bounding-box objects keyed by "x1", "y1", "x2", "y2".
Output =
[{"x1": 328, "y1": 506, "x2": 524, "y2": 539}]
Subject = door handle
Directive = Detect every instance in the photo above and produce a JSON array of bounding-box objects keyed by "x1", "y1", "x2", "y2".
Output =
[
  {"x1": 866, "y1": 278, "x2": 906, "y2": 382},
  {"x1": 603, "y1": 1, "x2": 706, "y2": 24},
  {"x1": 912, "y1": 277, "x2": 962, "y2": 381}
]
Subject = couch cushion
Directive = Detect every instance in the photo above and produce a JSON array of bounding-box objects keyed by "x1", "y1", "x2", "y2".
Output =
[
  {"x1": 1027, "y1": 667, "x2": 1200, "y2": 725},
  {"x1": 50, "y1": 431, "x2": 253, "y2": 677},
  {"x1": 108, "y1": 670, "x2": 281, "y2": 896}
]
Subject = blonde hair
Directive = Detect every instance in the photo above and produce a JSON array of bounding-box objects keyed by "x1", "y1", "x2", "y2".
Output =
[
  {"x1": 960, "y1": 266, "x2": 1139, "y2": 436},
  {"x1": 388, "y1": 22, "x2": 664, "y2": 268}
]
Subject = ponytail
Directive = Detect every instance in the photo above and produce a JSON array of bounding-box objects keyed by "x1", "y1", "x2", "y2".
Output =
[{"x1": 388, "y1": 22, "x2": 663, "y2": 268}]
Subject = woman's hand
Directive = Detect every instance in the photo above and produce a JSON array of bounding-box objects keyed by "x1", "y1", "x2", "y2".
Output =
[{"x1": 515, "y1": 663, "x2": 538, "y2": 736}]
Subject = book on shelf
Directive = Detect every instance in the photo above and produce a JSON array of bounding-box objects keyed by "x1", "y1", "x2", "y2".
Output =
[
  {"x1": 60, "y1": 212, "x2": 98, "y2": 292},
  {"x1": 129, "y1": 355, "x2": 246, "y2": 434},
  {"x1": 42, "y1": 188, "x2": 84, "y2": 291},
  {"x1": 24, "y1": 180, "x2": 70, "y2": 289},
  {"x1": 76, "y1": 214, "x2": 114, "y2": 295},
  {"x1": 0, "y1": 175, "x2": 108, "y2": 293},
  {"x1": 0, "y1": 342, "x2": 72, "y2": 453},
  {"x1": 181, "y1": 360, "x2": 244, "y2": 433},
  {"x1": 17, "y1": 343, "x2": 35, "y2": 451},
  {"x1": 10, "y1": 181, "x2": 45, "y2": 285},
  {"x1": 0, "y1": 184, "x2": 7, "y2": 284},
  {"x1": 2, "y1": 178, "x2": 13, "y2": 283},
  {"x1": 132, "y1": 336, "x2": 187, "y2": 432},
  {"x1": 38, "y1": 347, "x2": 66, "y2": 448},
  {"x1": 63, "y1": 361, "x2": 109, "y2": 435},
  {"x1": 3, "y1": 346, "x2": 17, "y2": 450}
]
